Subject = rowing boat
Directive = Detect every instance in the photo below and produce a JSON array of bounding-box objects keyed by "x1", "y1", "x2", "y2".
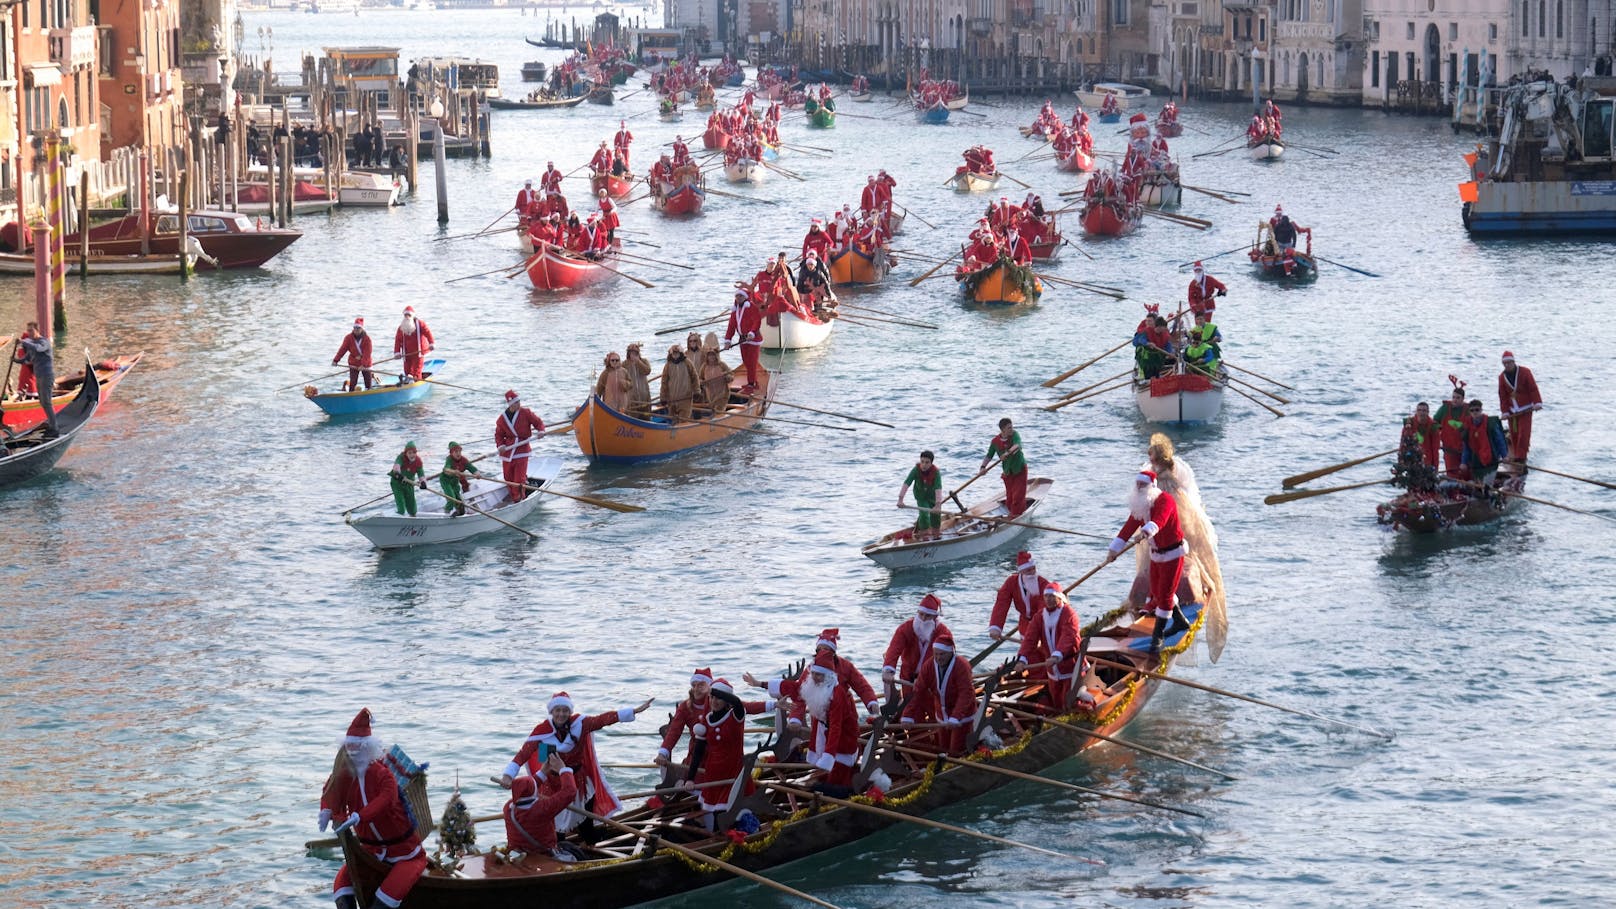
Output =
[
  {"x1": 336, "y1": 595, "x2": 1207, "y2": 908},
  {"x1": 1376, "y1": 464, "x2": 1526, "y2": 533},
  {"x1": 862, "y1": 477, "x2": 1054, "y2": 568},
  {"x1": 827, "y1": 245, "x2": 891, "y2": 285},
  {"x1": 1248, "y1": 135, "x2": 1285, "y2": 160},
  {"x1": 807, "y1": 107, "x2": 836, "y2": 128},
  {"x1": 652, "y1": 179, "x2": 705, "y2": 216},
  {"x1": 345, "y1": 458, "x2": 562, "y2": 549},
  {"x1": 916, "y1": 102, "x2": 950, "y2": 125},
  {"x1": 303, "y1": 359, "x2": 447, "y2": 415},
  {"x1": 590, "y1": 171, "x2": 635, "y2": 198},
  {"x1": 2, "y1": 352, "x2": 141, "y2": 433},
  {"x1": 487, "y1": 95, "x2": 585, "y2": 110},
  {"x1": 701, "y1": 126, "x2": 729, "y2": 151},
  {"x1": 762, "y1": 310, "x2": 834, "y2": 350},
  {"x1": 1155, "y1": 120, "x2": 1184, "y2": 138},
  {"x1": 951, "y1": 171, "x2": 999, "y2": 193},
  {"x1": 1139, "y1": 171, "x2": 1183, "y2": 208},
  {"x1": 1080, "y1": 200, "x2": 1142, "y2": 237},
  {"x1": 1133, "y1": 368, "x2": 1226, "y2": 425},
  {"x1": 1028, "y1": 233, "x2": 1062, "y2": 261},
  {"x1": 525, "y1": 244, "x2": 622, "y2": 290},
  {"x1": 722, "y1": 158, "x2": 764, "y2": 184},
  {"x1": 571, "y1": 366, "x2": 772, "y2": 465},
  {"x1": 1055, "y1": 148, "x2": 1095, "y2": 172},
  {"x1": 0, "y1": 354, "x2": 100, "y2": 489},
  {"x1": 1247, "y1": 227, "x2": 1317, "y2": 281},
  {"x1": 957, "y1": 259, "x2": 1042, "y2": 305}
]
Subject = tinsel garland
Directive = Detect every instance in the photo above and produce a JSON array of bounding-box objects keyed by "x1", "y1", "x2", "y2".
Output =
[{"x1": 960, "y1": 258, "x2": 1041, "y2": 302}]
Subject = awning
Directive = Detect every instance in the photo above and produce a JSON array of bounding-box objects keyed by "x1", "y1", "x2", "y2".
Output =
[{"x1": 25, "y1": 64, "x2": 62, "y2": 87}]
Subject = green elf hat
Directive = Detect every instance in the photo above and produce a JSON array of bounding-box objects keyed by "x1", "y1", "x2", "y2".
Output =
[
  {"x1": 404, "y1": 440, "x2": 417, "y2": 449},
  {"x1": 448, "y1": 441, "x2": 462, "y2": 450}
]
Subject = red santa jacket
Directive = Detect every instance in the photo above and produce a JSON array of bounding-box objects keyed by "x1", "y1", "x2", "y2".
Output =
[
  {"x1": 725, "y1": 296, "x2": 764, "y2": 346},
  {"x1": 1187, "y1": 274, "x2": 1227, "y2": 314},
  {"x1": 802, "y1": 230, "x2": 833, "y2": 261},
  {"x1": 1498, "y1": 366, "x2": 1542, "y2": 416},
  {"x1": 613, "y1": 128, "x2": 633, "y2": 153},
  {"x1": 1005, "y1": 234, "x2": 1033, "y2": 266},
  {"x1": 495, "y1": 406, "x2": 546, "y2": 462},
  {"x1": 504, "y1": 708, "x2": 636, "y2": 817},
  {"x1": 515, "y1": 187, "x2": 541, "y2": 212},
  {"x1": 769, "y1": 675, "x2": 860, "y2": 758},
  {"x1": 688, "y1": 698, "x2": 771, "y2": 809},
  {"x1": 1116, "y1": 490, "x2": 1185, "y2": 558},
  {"x1": 394, "y1": 320, "x2": 435, "y2": 357},
  {"x1": 598, "y1": 198, "x2": 620, "y2": 231},
  {"x1": 991, "y1": 570, "x2": 1051, "y2": 636},
  {"x1": 320, "y1": 759, "x2": 422, "y2": 856},
  {"x1": 333, "y1": 332, "x2": 372, "y2": 367},
  {"x1": 1017, "y1": 603, "x2": 1081, "y2": 676},
  {"x1": 656, "y1": 695, "x2": 712, "y2": 761},
  {"x1": 882, "y1": 618, "x2": 952, "y2": 683},
  {"x1": 541, "y1": 169, "x2": 563, "y2": 193},
  {"x1": 860, "y1": 183, "x2": 880, "y2": 212},
  {"x1": 902, "y1": 653, "x2": 977, "y2": 727},
  {"x1": 503, "y1": 768, "x2": 577, "y2": 853},
  {"x1": 589, "y1": 147, "x2": 614, "y2": 173}
]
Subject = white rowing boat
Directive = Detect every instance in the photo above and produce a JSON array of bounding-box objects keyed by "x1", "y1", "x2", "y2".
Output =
[
  {"x1": 1133, "y1": 369, "x2": 1226, "y2": 425},
  {"x1": 951, "y1": 171, "x2": 1000, "y2": 193},
  {"x1": 345, "y1": 456, "x2": 562, "y2": 549},
  {"x1": 723, "y1": 158, "x2": 765, "y2": 184},
  {"x1": 761, "y1": 309, "x2": 834, "y2": 350},
  {"x1": 861, "y1": 477, "x2": 1054, "y2": 569}
]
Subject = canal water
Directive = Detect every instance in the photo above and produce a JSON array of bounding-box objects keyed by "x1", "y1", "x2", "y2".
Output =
[{"x1": 2, "y1": 8, "x2": 1612, "y2": 907}]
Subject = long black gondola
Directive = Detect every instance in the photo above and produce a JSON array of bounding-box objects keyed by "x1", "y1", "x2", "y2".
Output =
[
  {"x1": 0, "y1": 354, "x2": 101, "y2": 488},
  {"x1": 487, "y1": 94, "x2": 586, "y2": 111}
]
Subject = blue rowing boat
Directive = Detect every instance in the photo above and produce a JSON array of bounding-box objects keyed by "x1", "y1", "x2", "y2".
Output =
[
  {"x1": 916, "y1": 103, "x2": 950, "y2": 125},
  {"x1": 305, "y1": 358, "x2": 447, "y2": 415}
]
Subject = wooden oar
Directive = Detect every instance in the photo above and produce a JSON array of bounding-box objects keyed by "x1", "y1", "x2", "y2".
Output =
[
  {"x1": 1014, "y1": 139, "x2": 1054, "y2": 162},
  {"x1": 968, "y1": 634, "x2": 1018, "y2": 668},
  {"x1": 1036, "y1": 274, "x2": 1125, "y2": 299},
  {"x1": 829, "y1": 310, "x2": 937, "y2": 329},
  {"x1": 1315, "y1": 255, "x2": 1381, "y2": 278},
  {"x1": 1224, "y1": 380, "x2": 1285, "y2": 417},
  {"x1": 944, "y1": 452, "x2": 1005, "y2": 509},
  {"x1": 447, "y1": 469, "x2": 644, "y2": 513},
  {"x1": 900, "y1": 505, "x2": 1109, "y2": 539},
  {"x1": 908, "y1": 246, "x2": 961, "y2": 286},
  {"x1": 1263, "y1": 479, "x2": 1388, "y2": 505},
  {"x1": 761, "y1": 160, "x2": 805, "y2": 181},
  {"x1": 1225, "y1": 373, "x2": 1289, "y2": 404},
  {"x1": 447, "y1": 263, "x2": 531, "y2": 284},
  {"x1": 1526, "y1": 465, "x2": 1616, "y2": 492},
  {"x1": 1062, "y1": 536, "x2": 1141, "y2": 594},
  {"x1": 1282, "y1": 450, "x2": 1396, "y2": 488},
  {"x1": 1174, "y1": 244, "x2": 1249, "y2": 269},
  {"x1": 894, "y1": 204, "x2": 937, "y2": 229},
  {"x1": 704, "y1": 185, "x2": 778, "y2": 205},
  {"x1": 614, "y1": 777, "x2": 740, "y2": 801},
  {"x1": 1089, "y1": 656, "x2": 1393, "y2": 740},
  {"x1": 276, "y1": 356, "x2": 402, "y2": 393},
  {"x1": 763, "y1": 782, "x2": 1102, "y2": 865},
  {"x1": 1043, "y1": 341, "x2": 1128, "y2": 387},
  {"x1": 590, "y1": 258, "x2": 655, "y2": 288},
  {"x1": 1181, "y1": 185, "x2": 1243, "y2": 204},
  {"x1": 996, "y1": 170, "x2": 1033, "y2": 190},
  {"x1": 580, "y1": 810, "x2": 845, "y2": 909},
  {"x1": 612, "y1": 251, "x2": 696, "y2": 270},
  {"x1": 784, "y1": 141, "x2": 835, "y2": 153},
  {"x1": 836, "y1": 301, "x2": 914, "y2": 321},
  {"x1": 1465, "y1": 480, "x2": 1616, "y2": 522},
  {"x1": 435, "y1": 206, "x2": 515, "y2": 242},
  {"x1": 1056, "y1": 368, "x2": 1133, "y2": 401},
  {"x1": 655, "y1": 312, "x2": 729, "y2": 335},
  {"x1": 305, "y1": 810, "x2": 506, "y2": 850},
  {"x1": 890, "y1": 744, "x2": 1204, "y2": 817},
  {"x1": 832, "y1": 314, "x2": 892, "y2": 333},
  {"x1": 1142, "y1": 209, "x2": 1210, "y2": 230},
  {"x1": 769, "y1": 399, "x2": 895, "y2": 429},
  {"x1": 417, "y1": 483, "x2": 538, "y2": 541},
  {"x1": 1044, "y1": 378, "x2": 1131, "y2": 412},
  {"x1": 1224, "y1": 361, "x2": 1294, "y2": 390},
  {"x1": 993, "y1": 702, "x2": 1237, "y2": 780}
]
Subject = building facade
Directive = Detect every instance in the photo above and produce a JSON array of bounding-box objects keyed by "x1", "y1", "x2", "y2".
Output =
[
  {"x1": 95, "y1": 0, "x2": 184, "y2": 162},
  {"x1": 13, "y1": 0, "x2": 102, "y2": 182}
]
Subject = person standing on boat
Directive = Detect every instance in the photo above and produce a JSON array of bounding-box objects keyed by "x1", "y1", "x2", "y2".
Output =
[
  {"x1": 991, "y1": 550, "x2": 1049, "y2": 642},
  {"x1": 654, "y1": 668, "x2": 715, "y2": 772},
  {"x1": 387, "y1": 441, "x2": 427, "y2": 517},
  {"x1": 1435, "y1": 385, "x2": 1470, "y2": 478},
  {"x1": 331, "y1": 318, "x2": 375, "y2": 392},
  {"x1": 15, "y1": 328, "x2": 56, "y2": 436},
  {"x1": 901, "y1": 630, "x2": 977, "y2": 754},
  {"x1": 393, "y1": 307, "x2": 434, "y2": 382},
  {"x1": 502, "y1": 752, "x2": 578, "y2": 861},
  {"x1": 659, "y1": 344, "x2": 699, "y2": 421},
  {"x1": 495, "y1": 390, "x2": 546, "y2": 501},
  {"x1": 1187, "y1": 262, "x2": 1227, "y2": 317},
  {"x1": 882, "y1": 593, "x2": 951, "y2": 695},
  {"x1": 496, "y1": 692, "x2": 655, "y2": 835},
  {"x1": 439, "y1": 441, "x2": 481, "y2": 517},
  {"x1": 683, "y1": 678, "x2": 773, "y2": 830},
  {"x1": 623, "y1": 342, "x2": 652, "y2": 418},
  {"x1": 1269, "y1": 206, "x2": 1305, "y2": 275},
  {"x1": 802, "y1": 219, "x2": 833, "y2": 262},
  {"x1": 515, "y1": 179, "x2": 541, "y2": 216},
  {"x1": 746, "y1": 650, "x2": 860, "y2": 791},
  {"x1": 1406, "y1": 402, "x2": 1441, "y2": 468},
  {"x1": 613, "y1": 119, "x2": 634, "y2": 170},
  {"x1": 860, "y1": 175, "x2": 882, "y2": 214},
  {"x1": 1497, "y1": 351, "x2": 1543, "y2": 462},
  {"x1": 589, "y1": 140, "x2": 615, "y2": 176},
  {"x1": 1106, "y1": 469, "x2": 1191, "y2": 655},
  {"x1": 980, "y1": 418, "x2": 1028, "y2": 517},
  {"x1": 540, "y1": 161, "x2": 564, "y2": 196},
  {"x1": 594, "y1": 352, "x2": 632, "y2": 414},
  {"x1": 319, "y1": 709, "x2": 427, "y2": 909},
  {"x1": 1015, "y1": 582, "x2": 1088, "y2": 710},
  {"x1": 596, "y1": 190, "x2": 620, "y2": 245},
  {"x1": 898, "y1": 450, "x2": 944, "y2": 542},
  {"x1": 723, "y1": 291, "x2": 764, "y2": 394}
]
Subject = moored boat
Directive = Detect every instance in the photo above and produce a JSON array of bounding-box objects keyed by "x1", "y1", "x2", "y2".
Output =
[
  {"x1": 345, "y1": 457, "x2": 562, "y2": 549},
  {"x1": 0, "y1": 210, "x2": 300, "y2": 270},
  {"x1": 1376, "y1": 464, "x2": 1527, "y2": 532},
  {"x1": 957, "y1": 258, "x2": 1042, "y2": 305},
  {"x1": 827, "y1": 245, "x2": 891, "y2": 285},
  {"x1": 849, "y1": 89, "x2": 873, "y2": 102},
  {"x1": 0, "y1": 354, "x2": 100, "y2": 489},
  {"x1": 762, "y1": 310, "x2": 834, "y2": 350},
  {"x1": 2, "y1": 353, "x2": 141, "y2": 433},
  {"x1": 571, "y1": 366, "x2": 772, "y2": 465},
  {"x1": 951, "y1": 171, "x2": 999, "y2": 193},
  {"x1": 304, "y1": 359, "x2": 446, "y2": 415},
  {"x1": 863, "y1": 477, "x2": 1054, "y2": 568},
  {"x1": 0, "y1": 250, "x2": 190, "y2": 274},
  {"x1": 488, "y1": 94, "x2": 585, "y2": 111},
  {"x1": 339, "y1": 171, "x2": 402, "y2": 207},
  {"x1": 1133, "y1": 367, "x2": 1226, "y2": 425}
]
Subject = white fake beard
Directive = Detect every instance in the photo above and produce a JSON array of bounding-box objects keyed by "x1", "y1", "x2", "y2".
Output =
[
  {"x1": 912, "y1": 616, "x2": 937, "y2": 640},
  {"x1": 399, "y1": 316, "x2": 416, "y2": 335},
  {"x1": 800, "y1": 673, "x2": 834, "y2": 722},
  {"x1": 345, "y1": 737, "x2": 385, "y2": 771},
  {"x1": 1128, "y1": 486, "x2": 1160, "y2": 522}
]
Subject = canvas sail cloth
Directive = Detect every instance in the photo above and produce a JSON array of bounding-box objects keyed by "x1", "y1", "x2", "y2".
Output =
[{"x1": 1121, "y1": 457, "x2": 1227, "y2": 662}]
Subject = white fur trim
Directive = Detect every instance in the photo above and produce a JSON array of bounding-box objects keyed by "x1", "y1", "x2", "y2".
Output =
[
  {"x1": 558, "y1": 767, "x2": 574, "y2": 775},
  {"x1": 988, "y1": 624, "x2": 1003, "y2": 636},
  {"x1": 1142, "y1": 520, "x2": 1160, "y2": 537},
  {"x1": 882, "y1": 663, "x2": 898, "y2": 674},
  {"x1": 766, "y1": 679, "x2": 784, "y2": 698},
  {"x1": 1149, "y1": 543, "x2": 1186, "y2": 563},
  {"x1": 547, "y1": 695, "x2": 574, "y2": 712},
  {"x1": 502, "y1": 761, "x2": 522, "y2": 779},
  {"x1": 616, "y1": 707, "x2": 636, "y2": 723},
  {"x1": 1108, "y1": 537, "x2": 1125, "y2": 554},
  {"x1": 656, "y1": 747, "x2": 671, "y2": 759},
  {"x1": 763, "y1": 699, "x2": 777, "y2": 711},
  {"x1": 809, "y1": 664, "x2": 836, "y2": 677}
]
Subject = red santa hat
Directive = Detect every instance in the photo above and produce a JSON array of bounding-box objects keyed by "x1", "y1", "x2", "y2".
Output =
[
  {"x1": 1274, "y1": 204, "x2": 1284, "y2": 215},
  {"x1": 815, "y1": 628, "x2": 840, "y2": 651},
  {"x1": 345, "y1": 708, "x2": 374, "y2": 742},
  {"x1": 1501, "y1": 350, "x2": 1516, "y2": 362},
  {"x1": 1129, "y1": 112, "x2": 1147, "y2": 124},
  {"x1": 353, "y1": 317, "x2": 365, "y2": 328},
  {"x1": 547, "y1": 691, "x2": 574, "y2": 712},
  {"x1": 931, "y1": 630, "x2": 956, "y2": 653},
  {"x1": 810, "y1": 649, "x2": 839, "y2": 676},
  {"x1": 504, "y1": 389, "x2": 520, "y2": 404},
  {"x1": 1137, "y1": 469, "x2": 1158, "y2": 486},
  {"x1": 691, "y1": 667, "x2": 714, "y2": 685},
  {"x1": 403, "y1": 306, "x2": 415, "y2": 315},
  {"x1": 1015, "y1": 550, "x2": 1037, "y2": 572},
  {"x1": 1192, "y1": 261, "x2": 1204, "y2": 270},
  {"x1": 917, "y1": 593, "x2": 942, "y2": 616},
  {"x1": 711, "y1": 677, "x2": 735, "y2": 695}
]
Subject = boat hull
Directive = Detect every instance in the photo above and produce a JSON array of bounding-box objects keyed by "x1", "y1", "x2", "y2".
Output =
[
  {"x1": 572, "y1": 368, "x2": 772, "y2": 465},
  {"x1": 2, "y1": 353, "x2": 141, "y2": 432},
  {"x1": 345, "y1": 460, "x2": 561, "y2": 549},
  {"x1": 1081, "y1": 203, "x2": 1140, "y2": 237},
  {"x1": 1376, "y1": 472, "x2": 1525, "y2": 532},
  {"x1": 1133, "y1": 373, "x2": 1225, "y2": 425},
  {"x1": 3, "y1": 213, "x2": 300, "y2": 269},
  {"x1": 1248, "y1": 249, "x2": 1318, "y2": 281},
  {"x1": 1141, "y1": 175, "x2": 1182, "y2": 208},
  {"x1": 959, "y1": 260, "x2": 1042, "y2": 305},
  {"x1": 916, "y1": 106, "x2": 950, "y2": 125},
  {"x1": 952, "y1": 171, "x2": 999, "y2": 193},
  {"x1": 807, "y1": 108, "x2": 836, "y2": 128},
  {"x1": 1248, "y1": 138, "x2": 1285, "y2": 160},
  {"x1": 1028, "y1": 235, "x2": 1062, "y2": 260},
  {"x1": 1055, "y1": 149, "x2": 1095, "y2": 172},
  {"x1": 525, "y1": 246, "x2": 619, "y2": 290},
  {"x1": 653, "y1": 183, "x2": 705, "y2": 215},
  {"x1": 761, "y1": 311, "x2": 834, "y2": 350},
  {"x1": 827, "y1": 246, "x2": 890, "y2": 285},
  {"x1": 863, "y1": 477, "x2": 1054, "y2": 568},
  {"x1": 1155, "y1": 121, "x2": 1184, "y2": 137},
  {"x1": 305, "y1": 359, "x2": 446, "y2": 414},
  {"x1": 590, "y1": 173, "x2": 635, "y2": 198},
  {"x1": 1461, "y1": 180, "x2": 1616, "y2": 234},
  {"x1": 723, "y1": 159, "x2": 764, "y2": 184},
  {"x1": 0, "y1": 251, "x2": 187, "y2": 274},
  {"x1": 702, "y1": 127, "x2": 729, "y2": 151},
  {"x1": 0, "y1": 354, "x2": 100, "y2": 488}
]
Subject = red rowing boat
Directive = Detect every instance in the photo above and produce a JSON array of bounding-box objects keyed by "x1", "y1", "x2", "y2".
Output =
[
  {"x1": 590, "y1": 171, "x2": 635, "y2": 198},
  {"x1": 701, "y1": 125, "x2": 729, "y2": 151},
  {"x1": 524, "y1": 243, "x2": 620, "y2": 290},
  {"x1": 1080, "y1": 200, "x2": 1141, "y2": 237},
  {"x1": 1055, "y1": 148, "x2": 1095, "y2": 173},
  {"x1": 2, "y1": 353, "x2": 143, "y2": 432},
  {"x1": 653, "y1": 180, "x2": 705, "y2": 216}
]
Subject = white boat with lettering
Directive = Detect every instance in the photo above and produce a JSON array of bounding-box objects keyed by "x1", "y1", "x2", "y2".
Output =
[
  {"x1": 861, "y1": 477, "x2": 1053, "y2": 569},
  {"x1": 345, "y1": 457, "x2": 561, "y2": 549}
]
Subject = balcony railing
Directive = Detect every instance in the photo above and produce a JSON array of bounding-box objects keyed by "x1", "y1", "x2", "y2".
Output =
[{"x1": 49, "y1": 26, "x2": 99, "y2": 70}]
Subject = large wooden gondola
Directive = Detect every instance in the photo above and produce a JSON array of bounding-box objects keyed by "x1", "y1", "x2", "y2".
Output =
[
  {"x1": 0, "y1": 354, "x2": 100, "y2": 489},
  {"x1": 827, "y1": 245, "x2": 891, "y2": 285},
  {"x1": 571, "y1": 366, "x2": 771, "y2": 465},
  {"x1": 336, "y1": 599, "x2": 1210, "y2": 909}
]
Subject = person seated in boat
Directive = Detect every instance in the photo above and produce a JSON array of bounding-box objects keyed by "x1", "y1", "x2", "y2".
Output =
[
  {"x1": 319, "y1": 709, "x2": 427, "y2": 909},
  {"x1": 1160, "y1": 100, "x2": 1179, "y2": 124},
  {"x1": 594, "y1": 351, "x2": 632, "y2": 414},
  {"x1": 1149, "y1": 130, "x2": 1171, "y2": 164},
  {"x1": 962, "y1": 220, "x2": 1000, "y2": 271},
  {"x1": 388, "y1": 441, "x2": 428, "y2": 517},
  {"x1": 1405, "y1": 402, "x2": 1441, "y2": 469},
  {"x1": 394, "y1": 306, "x2": 434, "y2": 383},
  {"x1": 563, "y1": 212, "x2": 588, "y2": 251},
  {"x1": 1106, "y1": 469, "x2": 1192, "y2": 655},
  {"x1": 698, "y1": 341, "x2": 732, "y2": 414},
  {"x1": 437, "y1": 440, "x2": 482, "y2": 517},
  {"x1": 796, "y1": 252, "x2": 836, "y2": 314},
  {"x1": 1461, "y1": 399, "x2": 1508, "y2": 485},
  {"x1": 580, "y1": 213, "x2": 611, "y2": 259},
  {"x1": 1184, "y1": 335, "x2": 1221, "y2": 376},
  {"x1": 1187, "y1": 262, "x2": 1227, "y2": 316},
  {"x1": 495, "y1": 692, "x2": 655, "y2": 840},
  {"x1": 1100, "y1": 92, "x2": 1120, "y2": 116},
  {"x1": 516, "y1": 179, "x2": 541, "y2": 217},
  {"x1": 1002, "y1": 227, "x2": 1033, "y2": 267},
  {"x1": 332, "y1": 317, "x2": 375, "y2": 392},
  {"x1": 883, "y1": 593, "x2": 952, "y2": 695},
  {"x1": 502, "y1": 751, "x2": 579, "y2": 861},
  {"x1": 1247, "y1": 114, "x2": 1265, "y2": 141},
  {"x1": 1134, "y1": 313, "x2": 1175, "y2": 379},
  {"x1": 975, "y1": 145, "x2": 997, "y2": 175},
  {"x1": 1052, "y1": 125, "x2": 1077, "y2": 160},
  {"x1": 744, "y1": 648, "x2": 862, "y2": 794},
  {"x1": 767, "y1": 252, "x2": 809, "y2": 315},
  {"x1": 660, "y1": 344, "x2": 699, "y2": 422},
  {"x1": 529, "y1": 213, "x2": 558, "y2": 249},
  {"x1": 901, "y1": 629, "x2": 978, "y2": 754},
  {"x1": 1015, "y1": 581, "x2": 1087, "y2": 711},
  {"x1": 897, "y1": 452, "x2": 945, "y2": 543},
  {"x1": 1189, "y1": 310, "x2": 1222, "y2": 355}
]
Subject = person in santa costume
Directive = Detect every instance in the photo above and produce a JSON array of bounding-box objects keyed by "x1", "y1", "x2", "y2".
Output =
[
  {"x1": 990, "y1": 550, "x2": 1049, "y2": 641},
  {"x1": 723, "y1": 290, "x2": 765, "y2": 394},
  {"x1": 782, "y1": 628, "x2": 880, "y2": 729},
  {"x1": 502, "y1": 752, "x2": 578, "y2": 861},
  {"x1": 332, "y1": 317, "x2": 374, "y2": 391},
  {"x1": 496, "y1": 691, "x2": 654, "y2": 835},
  {"x1": 1107, "y1": 469, "x2": 1191, "y2": 654},
  {"x1": 1015, "y1": 581, "x2": 1088, "y2": 710},
  {"x1": 881, "y1": 593, "x2": 952, "y2": 698},
  {"x1": 613, "y1": 120, "x2": 634, "y2": 170},
  {"x1": 655, "y1": 668, "x2": 715, "y2": 771},
  {"x1": 1186, "y1": 262, "x2": 1227, "y2": 317},
  {"x1": 1496, "y1": 350, "x2": 1543, "y2": 462},
  {"x1": 392, "y1": 306, "x2": 435, "y2": 382},
  {"x1": 980, "y1": 417, "x2": 1029, "y2": 517},
  {"x1": 494, "y1": 389, "x2": 546, "y2": 501},
  {"x1": 746, "y1": 651, "x2": 860, "y2": 790},
  {"x1": 319, "y1": 709, "x2": 426, "y2": 909},
  {"x1": 682, "y1": 678, "x2": 773, "y2": 829},
  {"x1": 515, "y1": 179, "x2": 541, "y2": 216},
  {"x1": 901, "y1": 630, "x2": 978, "y2": 755}
]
